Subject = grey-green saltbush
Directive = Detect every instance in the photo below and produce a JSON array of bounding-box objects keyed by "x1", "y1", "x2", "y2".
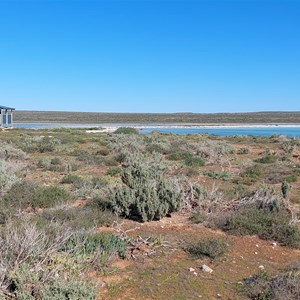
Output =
[{"x1": 108, "y1": 162, "x2": 183, "y2": 222}]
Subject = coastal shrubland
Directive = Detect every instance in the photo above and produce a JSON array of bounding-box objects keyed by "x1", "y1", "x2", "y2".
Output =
[{"x1": 0, "y1": 128, "x2": 299, "y2": 299}]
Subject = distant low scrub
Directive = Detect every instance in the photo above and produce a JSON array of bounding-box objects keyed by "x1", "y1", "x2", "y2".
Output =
[
  {"x1": 114, "y1": 127, "x2": 139, "y2": 135},
  {"x1": 184, "y1": 153, "x2": 205, "y2": 167}
]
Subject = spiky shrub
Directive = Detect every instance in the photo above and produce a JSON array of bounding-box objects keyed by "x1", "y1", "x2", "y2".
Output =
[{"x1": 109, "y1": 162, "x2": 183, "y2": 222}]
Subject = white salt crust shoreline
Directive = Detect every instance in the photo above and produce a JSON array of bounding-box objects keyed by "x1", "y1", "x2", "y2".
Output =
[{"x1": 86, "y1": 124, "x2": 300, "y2": 133}]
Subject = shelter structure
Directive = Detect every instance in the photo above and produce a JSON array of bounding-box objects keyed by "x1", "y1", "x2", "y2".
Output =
[{"x1": 0, "y1": 105, "x2": 15, "y2": 128}]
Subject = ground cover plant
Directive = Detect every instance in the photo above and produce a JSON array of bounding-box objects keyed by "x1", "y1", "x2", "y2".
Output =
[{"x1": 0, "y1": 128, "x2": 300, "y2": 299}]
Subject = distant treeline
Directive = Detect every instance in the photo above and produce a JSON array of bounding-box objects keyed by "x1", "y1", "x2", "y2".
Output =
[{"x1": 14, "y1": 111, "x2": 300, "y2": 124}]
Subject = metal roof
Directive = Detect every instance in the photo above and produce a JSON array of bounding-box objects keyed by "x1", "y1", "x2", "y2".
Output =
[{"x1": 0, "y1": 105, "x2": 15, "y2": 110}]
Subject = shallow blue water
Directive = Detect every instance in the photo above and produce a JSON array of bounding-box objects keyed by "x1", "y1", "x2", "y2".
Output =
[
  {"x1": 14, "y1": 123, "x2": 300, "y2": 137},
  {"x1": 140, "y1": 127, "x2": 300, "y2": 137}
]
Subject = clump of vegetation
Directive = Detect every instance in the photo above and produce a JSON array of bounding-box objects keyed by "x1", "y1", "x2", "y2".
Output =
[
  {"x1": 184, "y1": 153, "x2": 205, "y2": 167},
  {"x1": 256, "y1": 154, "x2": 277, "y2": 164},
  {"x1": 187, "y1": 237, "x2": 229, "y2": 259},
  {"x1": 217, "y1": 188, "x2": 300, "y2": 247},
  {"x1": 106, "y1": 159, "x2": 183, "y2": 222},
  {"x1": 242, "y1": 267, "x2": 300, "y2": 300},
  {"x1": 114, "y1": 127, "x2": 139, "y2": 134},
  {"x1": 203, "y1": 170, "x2": 230, "y2": 180},
  {"x1": 242, "y1": 164, "x2": 262, "y2": 181},
  {"x1": 2, "y1": 181, "x2": 73, "y2": 209},
  {"x1": 41, "y1": 205, "x2": 116, "y2": 229},
  {"x1": 63, "y1": 231, "x2": 127, "y2": 258}
]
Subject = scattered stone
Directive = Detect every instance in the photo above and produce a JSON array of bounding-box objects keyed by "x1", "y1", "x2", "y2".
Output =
[
  {"x1": 217, "y1": 293, "x2": 222, "y2": 298},
  {"x1": 255, "y1": 252, "x2": 258, "y2": 255},
  {"x1": 189, "y1": 267, "x2": 195, "y2": 272},
  {"x1": 256, "y1": 244, "x2": 259, "y2": 248},
  {"x1": 193, "y1": 272, "x2": 198, "y2": 276},
  {"x1": 259, "y1": 265, "x2": 265, "y2": 270},
  {"x1": 272, "y1": 242, "x2": 277, "y2": 247},
  {"x1": 200, "y1": 264, "x2": 213, "y2": 273}
]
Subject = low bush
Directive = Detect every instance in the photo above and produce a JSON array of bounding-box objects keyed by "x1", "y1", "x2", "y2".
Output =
[
  {"x1": 61, "y1": 174, "x2": 83, "y2": 184},
  {"x1": 187, "y1": 237, "x2": 229, "y2": 259},
  {"x1": 184, "y1": 153, "x2": 205, "y2": 167},
  {"x1": 107, "y1": 167, "x2": 122, "y2": 176},
  {"x1": 107, "y1": 162, "x2": 183, "y2": 222},
  {"x1": 242, "y1": 164, "x2": 262, "y2": 180},
  {"x1": 222, "y1": 206, "x2": 300, "y2": 248},
  {"x1": 203, "y1": 170, "x2": 230, "y2": 181},
  {"x1": 41, "y1": 205, "x2": 116, "y2": 229},
  {"x1": 256, "y1": 155, "x2": 277, "y2": 164},
  {"x1": 243, "y1": 267, "x2": 300, "y2": 300},
  {"x1": 114, "y1": 127, "x2": 139, "y2": 134},
  {"x1": 190, "y1": 210, "x2": 207, "y2": 224},
  {"x1": 3, "y1": 181, "x2": 73, "y2": 209},
  {"x1": 63, "y1": 232, "x2": 127, "y2": 258}
]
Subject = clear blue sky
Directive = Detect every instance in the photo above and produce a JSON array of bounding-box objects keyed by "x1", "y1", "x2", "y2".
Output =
[{"x1": 0, "y1": 0, "x2": 299, "y2": 113}]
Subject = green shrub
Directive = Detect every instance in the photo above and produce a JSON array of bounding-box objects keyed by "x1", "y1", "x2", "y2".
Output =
[
  {"x1": 187, "y1": 237, "x2": 229, "y2": 259},
  {"x1": 242, "y1": 267, "x2": 300, "y2": 300},
  {"x1": 41, "y1": 205, "x2": 116, "y2": 229},
  {"x1": 190, "y1": 210, "x2": 207, "y2": 224},
  {"x1": 106, "y1": 167, "x2": 122, "y2": 177},
  {"x1": 108, "y1": 162, "x2": 183, "y2": 222},
  {"x1": 285, "y1": 174, "x2": 298, "y2": 183},
  {"x1": 242, "y1": 164, "x2": 262, "y2": 180},
  {"x1": 184, "y1": 153, "x2": 205, "y2": 167},
  {"x1": 61, "y1": 174, "x2": 83, "y2": 184},
  {"x1": 96, "y1": 149, "x2": 110, "y2": 156},
  {"x1": 50, "y1": 157, "x2": 62, "y2": 165},
  {"x1": 256, "y1": 155, "x2": 277, "y2": 164},
  {"x1": 114, "y1": 127, "x2": 139, "y2": 134},
  {"x1": 4, "y1": 264, "x2": 97, "y2": 300},
  {"x1": 3, "y1": 182, "x2": 72, "y2": 209},
  {"x1": 63, "y1": 232, "x2": 127, "y2": 258},
  {"x1": 203, "y1": 170, "x2": 230, "y2": 180},
  {"x1": 223, "y1": 206, "x2": 300, "y2": 248},
  {"x1": 41, "y1": 279, "x2": 97, "y2": 300}
]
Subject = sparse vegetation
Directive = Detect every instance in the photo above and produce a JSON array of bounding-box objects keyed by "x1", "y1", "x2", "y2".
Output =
[{"x1": 1, "y1": 127, "x2": 300, "y2": 299}]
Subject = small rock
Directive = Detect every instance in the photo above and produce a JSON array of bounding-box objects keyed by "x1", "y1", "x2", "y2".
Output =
[
  {"x1": 255, "y1": 252, "x2": 258, "y2": 255},
  {"x1": 193, "y1": 272, "x2": 198, "y2": 276},
  {"x1": 189, "y1": 267, "x2": 195, "y2": 272},
  {"x1": 272, "y1": 242, "x2": 277, "y2": 247},
  {"x1": 256, "y1": 244, "x2": 259, "y2": 248},
  {"x1": 217, "y1": 293, "x2": 222, "y2": 298},
  {"x1": 200, "y1": 264, "x2": 213, "y2": 273},
  {"x1": 259, "y1": 265, "x2": 265, "y2": 270}
]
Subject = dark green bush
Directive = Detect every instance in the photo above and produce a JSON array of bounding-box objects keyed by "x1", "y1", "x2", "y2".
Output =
[
  {"x1": 187, "y1": 237, "x2": 229, "y2": 259},
  {"x1": 114, "y1": 127, "x2": 139, "y2": 134},
  {"x1": 50, "y1": 157, "x2": 62, "y2": 165}
]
